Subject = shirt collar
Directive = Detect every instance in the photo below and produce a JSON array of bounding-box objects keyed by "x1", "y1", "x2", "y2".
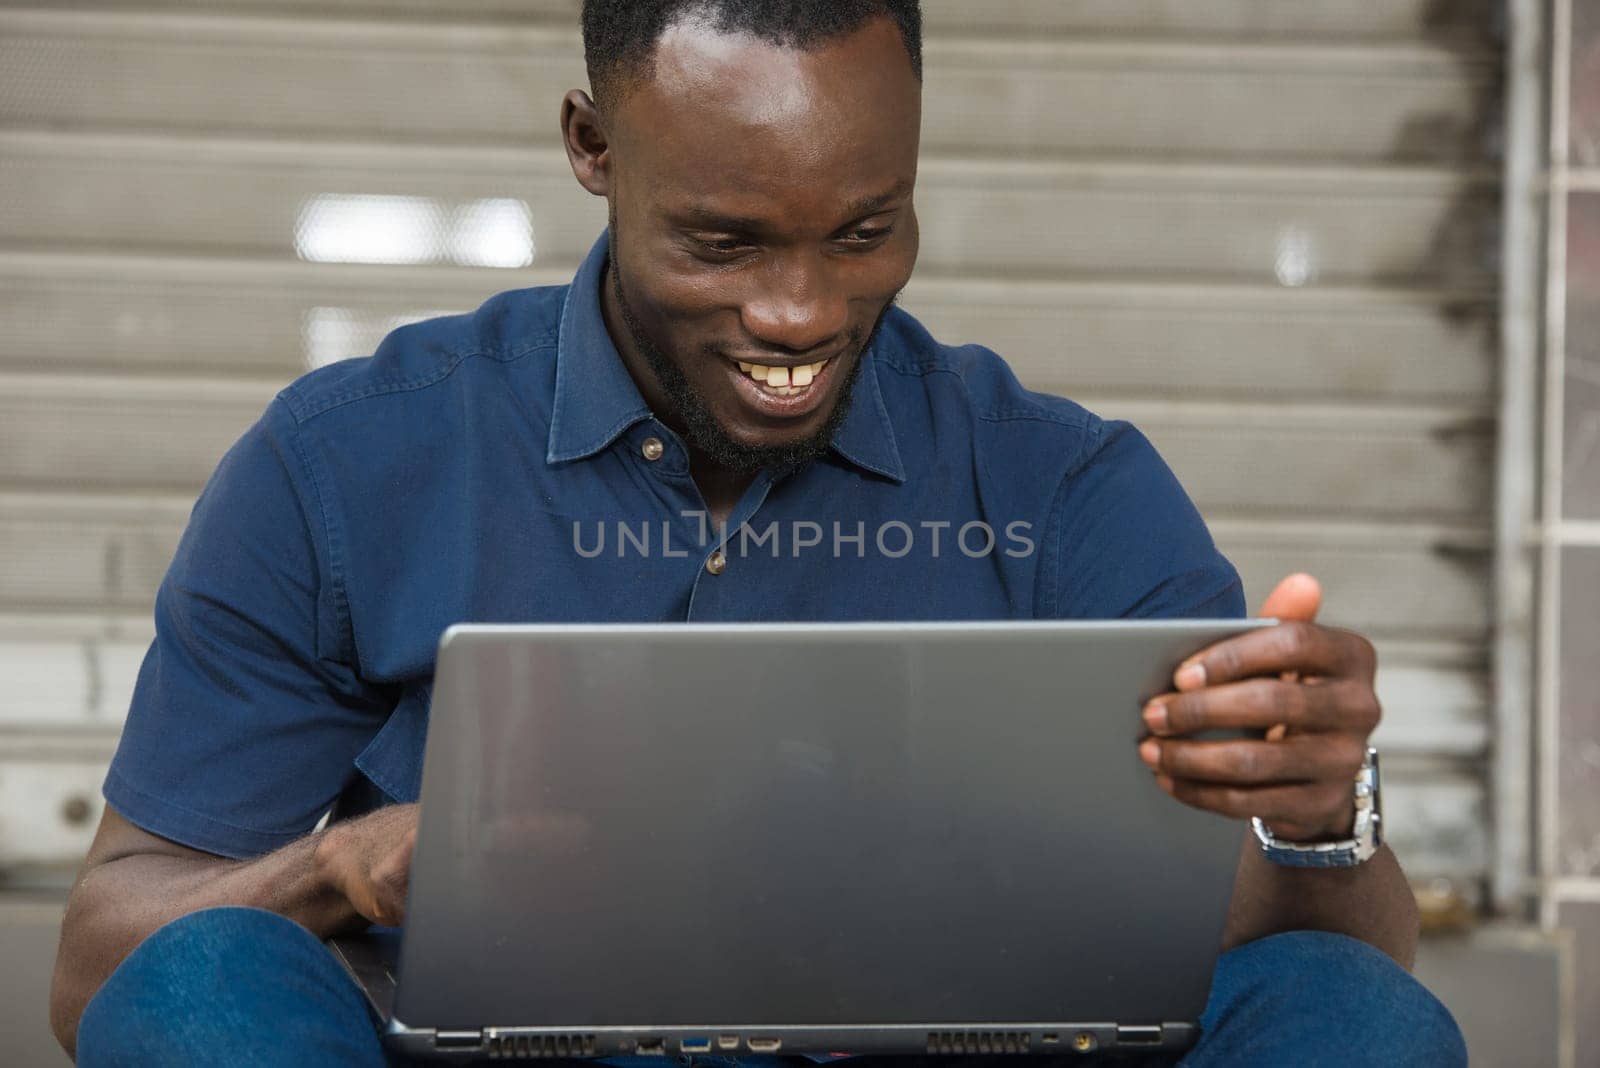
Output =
[
  {"x1": 547, "y1": 230, "x2": 905, "y2": 484},
  {"x1": 825, "y1": 341, "x2": 906, "y2": 483},
  {"x1": 546, "y1": 232, "x2": 653, "y2": 465}
]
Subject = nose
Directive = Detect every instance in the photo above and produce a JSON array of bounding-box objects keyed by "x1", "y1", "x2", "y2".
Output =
[{"x1": 740, "y1": 251, "x2": 849, "y2": 355}]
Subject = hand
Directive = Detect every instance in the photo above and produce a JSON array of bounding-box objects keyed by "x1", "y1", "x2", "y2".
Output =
[
  {"x1": 313, "y1": 803, "x2": 420, "y2": 926},
  {"x1": 1138, "y1": 573, "x2": 1381, "y2": 842}
]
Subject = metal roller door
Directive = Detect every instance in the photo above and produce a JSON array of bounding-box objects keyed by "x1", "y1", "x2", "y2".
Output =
[{"x1": 0, "y1": 0, "x2": 1501, "y2": 898}]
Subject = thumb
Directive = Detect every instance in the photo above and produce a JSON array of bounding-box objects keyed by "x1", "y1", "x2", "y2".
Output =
[{"x1": 1259, "y1": 572, "x2": 1321, "y2": 622}]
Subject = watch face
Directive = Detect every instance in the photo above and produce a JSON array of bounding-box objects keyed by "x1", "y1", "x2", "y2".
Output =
[
  {"x1": 1357, "y1": 747, "x2": 1381, "y2": 844},
  {"x1": 1362, "y1": 749, "x2": 1382, "y2": 852}
]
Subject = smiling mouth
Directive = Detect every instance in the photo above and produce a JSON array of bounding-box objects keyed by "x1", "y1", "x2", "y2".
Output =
[{"x1": 733, "y1": 357, "x2": 833, "y2": 397}]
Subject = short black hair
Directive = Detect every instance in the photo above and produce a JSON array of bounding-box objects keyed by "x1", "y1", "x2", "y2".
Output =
[{"x1": 582, "y1": 0, "x2": 922, "y2": 112}]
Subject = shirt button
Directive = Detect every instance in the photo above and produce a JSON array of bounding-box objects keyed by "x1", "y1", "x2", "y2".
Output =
[
  {"x1": 705, "y1": 549, "x2": 727, "y2": 575},
  {"x1": 641, "y1": 437, "x2": 665, "y2": 462}
]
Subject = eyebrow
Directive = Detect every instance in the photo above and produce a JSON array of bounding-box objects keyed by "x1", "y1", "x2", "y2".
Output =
[
  {"x1": 671, "y1": 179, "x2": 914, "y2": 233},
  {"x1": 838, "y1": 180, "x2": 914, "y2": 220}
]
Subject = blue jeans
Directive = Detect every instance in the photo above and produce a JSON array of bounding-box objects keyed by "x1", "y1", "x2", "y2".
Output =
[{"x1": 76, "y1": 907, "x2": 1466, "y2": 1067}]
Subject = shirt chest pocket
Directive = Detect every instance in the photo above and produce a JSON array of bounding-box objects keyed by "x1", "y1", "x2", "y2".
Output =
[{"x1": 354, "y1": 680, "x2": 433, "y2": 803}]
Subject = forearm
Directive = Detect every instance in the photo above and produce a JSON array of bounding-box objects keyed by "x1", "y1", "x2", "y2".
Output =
[
  {"x1": 1221, "y1": 832, "x2": 1419, "y2": 970},
  {"x1": 50, "y1": 832, "x2": 358, "y2": 1054}
]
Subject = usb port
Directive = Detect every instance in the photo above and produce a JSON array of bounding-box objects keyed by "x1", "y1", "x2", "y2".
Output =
[
  {"x1": 435, "y1": 1030, "x2": 482, "y2": 1050},
  {"x1": 1116, "y1": 1026, "x2": 1163, "y2": 1046},
  {"x1": 636, "y1": 1038, "x2": 666, "y2": 1055},
  {"x1": 747, "y1": 1037, "x2": 782, "y2": 1052},
  {"x1": 680, "y1": 1037, "x2": 711, "y2": 1053}
]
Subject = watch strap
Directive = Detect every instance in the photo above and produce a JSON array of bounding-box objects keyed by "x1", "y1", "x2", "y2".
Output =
[{"x1": 1252, "y1": 747, "x2": 1382, "y2": 868}]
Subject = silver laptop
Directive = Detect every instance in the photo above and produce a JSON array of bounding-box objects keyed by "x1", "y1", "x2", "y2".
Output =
[{"x1": 333, "y1": 619, "x2": 1270, "y2": 1060}]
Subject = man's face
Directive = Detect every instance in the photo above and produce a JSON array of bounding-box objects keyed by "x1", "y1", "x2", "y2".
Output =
[{"x1": 599, "y1": 15, "x2": 922, "y2": 471}]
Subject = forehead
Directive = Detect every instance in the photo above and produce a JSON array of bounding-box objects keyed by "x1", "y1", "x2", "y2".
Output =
[{"x1": 610, "y1": 15, "x2": 921, "y2": 223}]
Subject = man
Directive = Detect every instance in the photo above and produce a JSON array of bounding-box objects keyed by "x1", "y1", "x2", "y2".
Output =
[{"x1": 51, "y1": 1, "x2": 1467, "y2": 1064}]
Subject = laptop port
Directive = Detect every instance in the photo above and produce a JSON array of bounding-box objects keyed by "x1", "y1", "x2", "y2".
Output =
[
  {"x1": 680, "y1": 1037, "x2": 711, "y2": 1053},
  {"x1": 747, "y1": 1037, "x2": 783, "y2": 1052},
  {"x1": 435, "y1": 1030, "x2": 482, "y2": 1050},
  {"x1": 1116, "y1": 1026, "x2": 1163, "y2": 1046},
  {"x1": 717, "y1": 1034, "x2": 741, "y2": 1050},
  {"x1": 636, "y1": 1038, "x2": 666, "y2": 1055}
]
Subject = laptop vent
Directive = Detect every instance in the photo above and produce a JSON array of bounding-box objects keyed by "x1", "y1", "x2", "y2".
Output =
[
  {"x1": 926, "y1": 1031, "x2": 1032, "y2": 1055},
  {"x1": 486, "y1": 1033, "x2": 596, "y2": 1058}
]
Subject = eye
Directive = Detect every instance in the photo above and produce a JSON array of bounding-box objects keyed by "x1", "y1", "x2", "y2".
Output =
[
  {"x1": 694, "y1": 235, "x2": 752, "y2": 256},
  {"x1": 839, "y1": 224, "x2": 895, "y2": 246}
]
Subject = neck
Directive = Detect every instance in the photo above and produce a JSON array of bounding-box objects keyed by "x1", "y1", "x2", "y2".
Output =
[{"x1": 689, "y1": 456, "x2": 756, "y2": 529}]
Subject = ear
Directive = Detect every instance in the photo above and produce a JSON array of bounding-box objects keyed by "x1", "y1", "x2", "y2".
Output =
[{"x1": 561, "y1": 89, "x2": 612, "y2": 198}]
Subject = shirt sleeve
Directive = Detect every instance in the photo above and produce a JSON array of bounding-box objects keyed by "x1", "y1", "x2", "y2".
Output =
[
  {"x1": 1039, "y1": 419, "x2": 1247, "y2": 621},
  {"x1": 103, "y1": 397, "x2": 393, "y2": 859}
]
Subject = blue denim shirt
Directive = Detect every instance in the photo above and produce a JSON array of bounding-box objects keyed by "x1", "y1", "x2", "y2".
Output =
[{"x1": 105, "y1": 231, "x2": 1244, "y2": 859}]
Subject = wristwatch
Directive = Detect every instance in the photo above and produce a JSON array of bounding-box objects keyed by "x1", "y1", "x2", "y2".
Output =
[{"x1": 1252, "y1": 747, "x2": 1382, "y2": 868}]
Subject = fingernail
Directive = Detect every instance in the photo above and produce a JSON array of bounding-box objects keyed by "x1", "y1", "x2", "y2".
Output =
[
  {"x1": 1138, "y1": 739, "x2": 1160, "y2": 766},
  {"x1": 1175, "y1": 662, "x2": 1206, "y2": 690},
  {"x1": 1143, "y1": 700, "x2": 1169, "y2": 733},
  {"x1": 1154, "y1": 774, "x2": 1174, "y2": 792}
]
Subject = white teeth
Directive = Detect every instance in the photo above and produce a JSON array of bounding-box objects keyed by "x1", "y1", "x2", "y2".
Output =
[{"x1": 736, "y1": 357, "x2": 830, "y2": 393}]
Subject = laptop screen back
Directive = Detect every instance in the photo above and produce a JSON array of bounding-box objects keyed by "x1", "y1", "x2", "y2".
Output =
[{"x1": 395, "y1": 620, "x2": 1263, "y2": 1031}]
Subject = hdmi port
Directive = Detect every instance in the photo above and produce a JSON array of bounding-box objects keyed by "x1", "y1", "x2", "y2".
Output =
[
  {"x1": 747, "y1": 1037, "x2": 783, "y2": 1052},
  {"x1": 636, "y1": 1038, "x2": 666, "y2": 1055}
]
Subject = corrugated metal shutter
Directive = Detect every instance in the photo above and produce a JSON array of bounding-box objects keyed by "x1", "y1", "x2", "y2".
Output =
[{"x1": 0, "y1": 0, "x2": 1500, "y2": 893}]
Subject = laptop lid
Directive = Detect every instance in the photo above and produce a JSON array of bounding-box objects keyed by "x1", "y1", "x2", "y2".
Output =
[{"x1": 390, "y1": 619, "x2": 1268, "y2": 1059}]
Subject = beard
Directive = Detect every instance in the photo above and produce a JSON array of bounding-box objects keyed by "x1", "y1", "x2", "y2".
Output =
[{"x1": 608, "y1": 227, "x2": 894, "y2": 475}]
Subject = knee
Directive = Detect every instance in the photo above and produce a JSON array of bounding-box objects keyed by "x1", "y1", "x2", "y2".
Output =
[
  {"x1": 90, "y1": 906, "x2": 324, "y2": 1001},
  {"x1": 125, "y1": 905, "x2": 317, "y2": 967},
  {"x1": 76, "y1": 907, "x2": 357, "y2": 1064},
  {"x1": 1206, "y1": 931, "x2": 1467, "y2": 1066}
]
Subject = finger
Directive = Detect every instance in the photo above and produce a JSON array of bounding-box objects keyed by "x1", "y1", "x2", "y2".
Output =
[
  {"x1": 397, "y1": 823, "x2": 417, "y2": 868},
  {"x1": 321, "y1": 847, "x2": 382, "y2": 925},
  {"x1": 344, "y1": 879, "x2": 386, "y2": 926},
  {"x1": 1155, "y1": 776, "x2": 1353, "y2": 834},
  {"x1": 367, "y1": 879, "x2": 405, "y2": 927},
  {"x1": 368, "y1": 893, "x2": 405, "y2": 928},
  {"x1": 1139, "y1": 733, "x2": 1367, "y2": 786},
  {"x1": 1144, "y1": 677, "x2": 1380, "y2": 737},
  {"x1": 1172, "y1": 621, "x2": 1375, "y2": 692},
  {"x1": 369, "y1": 845, "x2": 414, "y2": 927},
  {"x1": 1257, "y1": 572, "x2": 1321, "y2": 623}
]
